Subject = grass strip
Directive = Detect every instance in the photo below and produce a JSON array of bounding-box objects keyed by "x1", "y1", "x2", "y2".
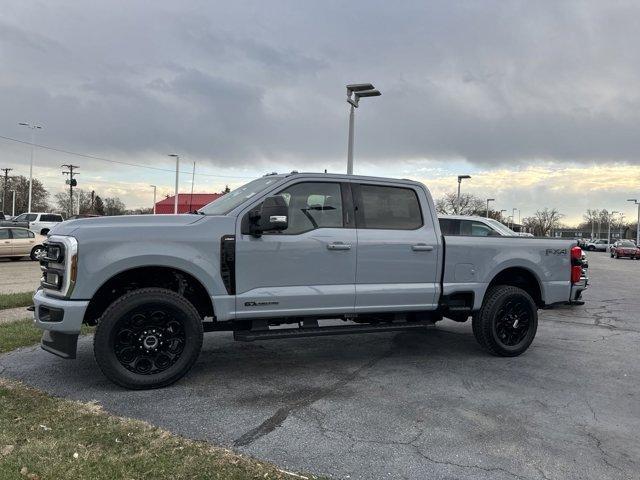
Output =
[
  {"x1": 0, "y1": 379, "x2": 315, "y2": 480},
  {"x1": 0, "y1": 292, "x2": 33, "y2": 310}
]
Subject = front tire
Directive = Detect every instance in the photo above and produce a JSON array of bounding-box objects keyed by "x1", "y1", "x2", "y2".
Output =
[
  {"x1": 93, "y1": 288, "x2": 203, "y2": 390},
  {"x1": 472, "y1": 285, "x2": 538, "y2": 357}
]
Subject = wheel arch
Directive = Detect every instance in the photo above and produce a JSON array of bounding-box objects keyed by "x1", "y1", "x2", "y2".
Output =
[
  {"x1": 83, "y1": 265, "x2": 215, "y2": 325},
  {"x1": 486, "y1": 266, "x2": 543, "y2": 308}
]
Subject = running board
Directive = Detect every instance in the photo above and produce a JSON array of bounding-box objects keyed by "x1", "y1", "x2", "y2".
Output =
[{"x1": 233, "y1": 321, "x2": 436, "y2": 342}]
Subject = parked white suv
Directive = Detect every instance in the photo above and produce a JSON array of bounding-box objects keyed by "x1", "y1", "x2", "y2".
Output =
[
  {"x1": 584, "y1": 239, "x2": 609, "y2": 252},
  {"x1": 1, "y1": 212, "x2": 64, "y2": 235}
]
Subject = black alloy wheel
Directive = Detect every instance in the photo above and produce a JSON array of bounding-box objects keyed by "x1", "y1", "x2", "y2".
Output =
[
  {"x1": 494, "y1": 297, "x2": 532, "y2": 347},
  {"x1": 112, "y1": 308, "x2": 186, "y2": 375},
  {"x1": 94, "y1": 288, "x2": 203, "y2": 389},
  {"x1": 472, "y1": 285, "x2": 538, "y2": 357}
]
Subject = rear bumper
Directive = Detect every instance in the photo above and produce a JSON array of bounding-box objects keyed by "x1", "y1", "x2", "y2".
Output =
[
  {"x1": 569, "y1": 275, "x2": 588, "y2": 304},
  {"x1": 32, "y1": 289, "x2": 88, "y2": 359}
]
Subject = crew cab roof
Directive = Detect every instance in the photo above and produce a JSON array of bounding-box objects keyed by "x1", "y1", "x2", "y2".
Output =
[{"x1": 275, "y1": 171, "x2": 424, "y2": 187}]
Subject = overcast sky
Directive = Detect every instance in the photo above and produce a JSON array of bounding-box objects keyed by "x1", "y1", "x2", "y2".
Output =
[{"x1": 1, "y1": 0, "x2": 640, "y2": 224}]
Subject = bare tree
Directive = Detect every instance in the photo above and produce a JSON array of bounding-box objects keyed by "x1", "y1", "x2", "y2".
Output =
[
  {"x1": 522, "y1": 208, "x2": 563, "y2": 236},
  {"x1": 436, "y1": 192, "x2": 486, "y2": 215}
]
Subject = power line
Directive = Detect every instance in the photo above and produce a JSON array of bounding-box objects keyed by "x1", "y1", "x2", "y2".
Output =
[{"x1": 0, "y1": 134, "x2": 254, "y2": 180}]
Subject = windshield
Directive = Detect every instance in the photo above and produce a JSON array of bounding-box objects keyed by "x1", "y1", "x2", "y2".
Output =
[
  {"x1": 198, "y1": 176, "x2": 281, "y2": 215},
  {"x1": 485, "y1": 218, "x2": 517, "y2": 235}
]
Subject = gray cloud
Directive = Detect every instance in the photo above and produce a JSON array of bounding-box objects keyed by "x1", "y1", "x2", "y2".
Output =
[{"x1": 1, "y1": 0, "x2": 640, "y2": 169}]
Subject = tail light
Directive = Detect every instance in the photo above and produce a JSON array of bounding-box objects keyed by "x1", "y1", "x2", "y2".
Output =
[
  {"x1": 571, "y1": 246, "x2": 583, "y2": 283},
  {"x1": 571, "y1": 246, "x2": 582, "y2": 263}
]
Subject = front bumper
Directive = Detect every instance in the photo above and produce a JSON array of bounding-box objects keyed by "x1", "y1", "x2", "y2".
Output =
[{"x1": 32, "y1": 289, "x2": 89, "y2": 359}]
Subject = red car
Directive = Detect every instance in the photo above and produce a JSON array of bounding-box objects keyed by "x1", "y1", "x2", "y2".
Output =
[{"x1": 610, "y1": 240, "x2": 640, "y2": 259}]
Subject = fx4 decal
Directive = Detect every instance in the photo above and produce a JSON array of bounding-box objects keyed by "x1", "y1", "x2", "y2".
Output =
[{"x1": 545, "y1": 248, "x2": 568, "y2": 256}]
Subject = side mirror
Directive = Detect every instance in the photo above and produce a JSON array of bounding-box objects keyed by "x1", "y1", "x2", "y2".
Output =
[{"x1": 250, "y1": 195, "x2": 288, "y2": 236}]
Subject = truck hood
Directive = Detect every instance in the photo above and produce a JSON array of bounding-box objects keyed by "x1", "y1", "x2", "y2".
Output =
[{"x1": 49, "y1": 214, "x2": 207, "y2": 236}]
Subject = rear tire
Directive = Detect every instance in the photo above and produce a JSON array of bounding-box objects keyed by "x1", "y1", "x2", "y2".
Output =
[
  {"x1": 472, "y1": 285, "x2": 538, "y2": 357},
  {"x1": 30, "y1": 246, "x2": 44, "y2": 261},
  {"x1": 93, "y1": 288, "x2": 203, "y2": 390}
]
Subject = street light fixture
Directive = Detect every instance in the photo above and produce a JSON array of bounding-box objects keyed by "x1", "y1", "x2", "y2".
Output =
[
  {"x1": 168, "y1": 154, "x2": 180, "y2": 214},
  {"x1": 628, "y1": 199, "x2": 640, "y2": 245},
  {"x1": 486, "y1": 198, "x2": 495, "y2": 218},
  {"x1": 150, "y1": 185, "x2": 157, "y2": 214},
  {"x1": 346, "y1": 83, "x2": 381, "y2": 175},
  {"x1": 18, "y1": 122, "x2": 43, "y2": 213}
]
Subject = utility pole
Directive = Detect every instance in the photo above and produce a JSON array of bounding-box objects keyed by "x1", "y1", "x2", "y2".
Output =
[
  {"x1": 61, "y1": 164, "x2": 79, "y2": 218},
  {"x1": 1, "y1": 168, "x2": 12, "y2": 214}
]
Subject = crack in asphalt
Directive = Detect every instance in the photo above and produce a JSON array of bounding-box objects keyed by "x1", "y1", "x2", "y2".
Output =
[
  {"x1": 233, "y1": 343, "x2": 395, "y2": 447},
  {"x1": 583, "y1": 429, "x2": 623, "y2": 472}
]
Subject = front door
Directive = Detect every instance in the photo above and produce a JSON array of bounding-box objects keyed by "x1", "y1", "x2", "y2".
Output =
[
  {"x1": 352, "y1": 182, "x2": 441, "y2": 312},
  {"x1": 234, "y1": 181, "x2": 356, "y2": 319}
]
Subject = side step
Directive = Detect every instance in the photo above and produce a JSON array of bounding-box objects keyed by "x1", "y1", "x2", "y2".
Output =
[{"x1": 233, "y1": 321, "x2": 436, "y2": 342}]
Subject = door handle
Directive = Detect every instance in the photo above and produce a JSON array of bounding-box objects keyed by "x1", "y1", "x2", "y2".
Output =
[
  {"x1": 412, "y1": 244, "x2": 434, "y2": 252},
  {"x1": 327, "y1": 242, "x2": 351, "y2": 251}
]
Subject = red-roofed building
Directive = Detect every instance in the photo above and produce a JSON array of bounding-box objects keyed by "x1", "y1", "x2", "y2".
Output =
[{"x1": 155, "y1": 193, "x2": 222, "y2": 214}]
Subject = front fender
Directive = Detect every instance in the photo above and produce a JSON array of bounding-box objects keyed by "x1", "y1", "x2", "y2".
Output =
[{"x1": 71, "y1": 241, "x2": 225, "y2": 300}]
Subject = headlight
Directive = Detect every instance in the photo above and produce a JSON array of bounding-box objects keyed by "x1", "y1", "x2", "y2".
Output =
[{"x1": 40, "y1": 236, "x2": 78, "y2": 298}]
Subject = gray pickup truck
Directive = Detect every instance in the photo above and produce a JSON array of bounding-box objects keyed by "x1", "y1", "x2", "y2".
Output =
[{"x1": 33, "y1": 173, "x2": 587, "y2": 389}]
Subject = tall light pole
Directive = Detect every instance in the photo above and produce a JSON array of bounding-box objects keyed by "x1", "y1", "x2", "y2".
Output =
[
  {"x1": 346, "y1": 83, "x2": 381, "y2": 175},
  {"x1": 189, "y1": 161, "x2": 196, "y2": 213},
  {"x1": 486, "y1": 198, "x2": 495, "y2": 218},
  {"x1": 511, "y1": 207, "x2": 518, "y2": 230},
  {"x1": 619, "y1": 212, "x2": 625, "y2": 239},
  {"x1": 500, "y1": 209, "x2": 507, "y2": 223},
  {"x1": 628, "y1": 199, "x2": 640, "y2": 245},
  {"x1": 168, "y1": 154, "x2": 180, "y2": 214},
  {"x1": 607, "y1": 211, "x2": 618, "y2": 243},
  {"x1": 18, "y1": 122, "x2": 43, "y2": 213},
  {"x1": 10, "y1": 190, "x2": 16, "y2": 217},
  {"x1": 456, "y1": 175, "x2": 471, "y2": 214},
  {"x1": 150, "y1": 185, "x2": 157, "y2": 214}
]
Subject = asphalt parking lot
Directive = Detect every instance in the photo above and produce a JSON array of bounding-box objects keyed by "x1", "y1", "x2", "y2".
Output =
[
  {"x1": 1, "y1": 252, "x2": 639, "y2": 480},
  {"x1": 0, "y1": 258, "x2": 41, "y2": 294}
]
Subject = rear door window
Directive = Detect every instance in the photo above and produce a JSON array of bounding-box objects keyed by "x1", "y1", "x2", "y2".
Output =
[
  {"x1": 11, "y1": 229, "x2": 30, "y2": 239},
  {"x1": 0, "y1": 229, "x2": 9, "y2": 239},
  {"x1": 356, "y1": 185, "x2": 423, "y2": 230}
]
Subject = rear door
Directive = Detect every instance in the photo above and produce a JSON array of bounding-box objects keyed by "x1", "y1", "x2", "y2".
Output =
[
  {"x1": 352, "y1": 182, "x2": 441, "y2": 312},
  {"x1": 0, "y1": 229, "x2": 11, "y2": 256},
  {"x1": 10, "y1": 228, "x2": 36, "y2": 255},
  {"x1": 234, "y1": 180, "x2": 357, "y2": 319}
]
